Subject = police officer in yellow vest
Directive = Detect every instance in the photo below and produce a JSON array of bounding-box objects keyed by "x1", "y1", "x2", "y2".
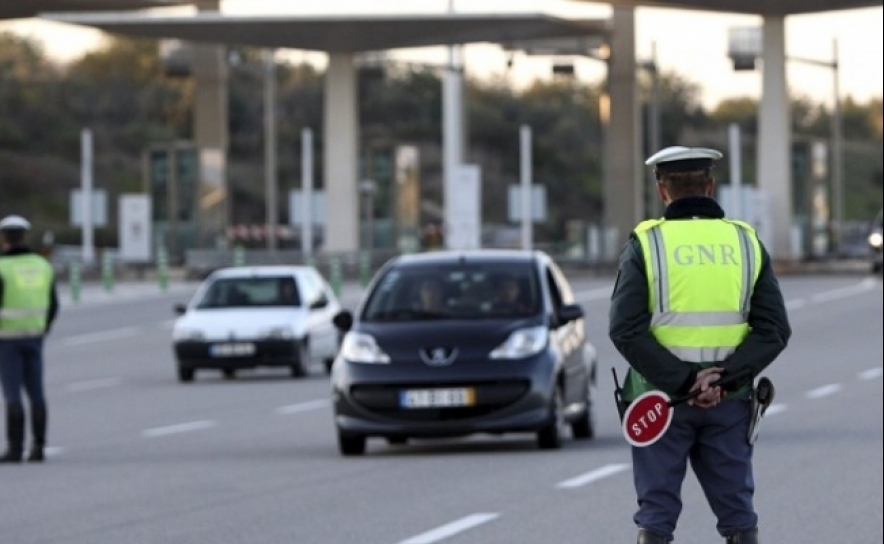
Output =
[
  {"x1": 0, "y1": 215, "x2": 59, "y2": 463},
  {"x1": 609, "y1": 147, "x2": 791, "y2": 544}
]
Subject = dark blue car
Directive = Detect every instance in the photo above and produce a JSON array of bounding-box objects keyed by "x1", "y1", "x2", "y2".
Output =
[{"x1": 329, "y1": 250, "x2": 598, "y2": 456}]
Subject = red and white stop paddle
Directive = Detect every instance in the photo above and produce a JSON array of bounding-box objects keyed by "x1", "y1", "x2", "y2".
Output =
[
  {"x1": 621, "y1": 390, "x2": 675, "y2": 447},
  {"x1": 621, "y1": 368, "x2": 753, "y2": 447}
]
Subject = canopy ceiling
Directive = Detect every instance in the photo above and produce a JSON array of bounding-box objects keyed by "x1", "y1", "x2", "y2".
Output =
[{"x1": 42, "y1": 12, "x2": 611, "y2": 52}]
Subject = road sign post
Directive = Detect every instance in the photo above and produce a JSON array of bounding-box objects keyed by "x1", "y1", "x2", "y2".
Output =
[
  {"x1": 359, "y1": 252, "x2": 371, "y2": 287},
  {"x1": 233, "y1": 244, "x2": 245, "y2": 267},
  {"x1": 69, "y1": 261, "x2": 81, "y2": 304},
  {"x1": 101, "y1": 252, "x2": 114, "y2": 292},
  {"x1": 329, "y1": 257, "x2": 342, "y2": 297},
  {"x1": 157, "y1": 244, "x2": 169, "y2": 292}
]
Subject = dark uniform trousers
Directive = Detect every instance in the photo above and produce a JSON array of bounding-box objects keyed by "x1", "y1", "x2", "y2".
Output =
[
  {"x1": 0, "y1": 337, "x2": 48, "y2": 460},
  {"x1": 632, "y1": 399, "x2": 756, "y2": 541}
]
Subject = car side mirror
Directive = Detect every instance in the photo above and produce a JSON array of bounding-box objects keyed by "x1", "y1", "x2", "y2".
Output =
[
  {"x1": 332, "y1": 310, "x2": 354, "y2": 332},
  {"x1": 310, "y1": 297, "x2": 329, "y2": 310},
  {"x1": 173, "y1": 303, "x2": 187, "y2": 316},
  {"x1": 557, "y1": 303, "x2": 584, "y2": 325}
]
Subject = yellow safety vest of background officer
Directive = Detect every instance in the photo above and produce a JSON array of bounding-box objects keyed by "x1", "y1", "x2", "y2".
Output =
[
  {"x1": 609, "y1": 147, "x2": 791, "y2": 544},
  {"x1": 0, "y1": 215, "x2": 59, "y2": 463}
]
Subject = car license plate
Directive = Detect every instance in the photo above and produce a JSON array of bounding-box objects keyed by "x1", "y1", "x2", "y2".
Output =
[
  {"x1": 209, "y1": 342, "x2": 255, "y2": 357},
  {"x1": 399, "y1": 388, "x2": 475, "y2": 409}
]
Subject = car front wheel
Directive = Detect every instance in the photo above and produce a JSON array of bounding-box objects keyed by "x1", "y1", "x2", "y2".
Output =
[
  {"x1": 291, "y1": 340, "x2": 310, "y2": 378},
  {"x1": 537, "y1": 385, "x2": 565, "y2": 450},
  {"x1": 338, "y1": 429, "x2": 366, "y2": 456},
  {"x1": 177, "y1": 363, "x2": 195, "y2": 383},
  {"x1": 571, "y1": 385, "x2": 595, "y2": 440}
]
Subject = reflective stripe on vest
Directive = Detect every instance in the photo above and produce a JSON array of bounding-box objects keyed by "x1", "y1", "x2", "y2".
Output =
[
  {"x1": 0, "y1": 254, "x2": 53, "y2": 339},
  {"x1": 622, "y1": 217, "x2": 761, "y2": 401}
]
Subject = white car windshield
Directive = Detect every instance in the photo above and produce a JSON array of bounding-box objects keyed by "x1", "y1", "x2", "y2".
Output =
[
  {"x1": 362, "y1": 264, "x2": 540, "y2": 321},
  {"x1": 194, "y1": 276, "x2": 301, "y2": 309}
]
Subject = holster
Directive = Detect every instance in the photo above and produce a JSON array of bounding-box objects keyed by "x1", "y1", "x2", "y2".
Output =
[{"x1": 747, "y1": 377, "x2": 775, "y2": 445}]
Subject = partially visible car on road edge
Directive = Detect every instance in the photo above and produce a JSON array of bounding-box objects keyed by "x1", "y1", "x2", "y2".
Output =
[
  {"x1": 329, "y1": 249, "x2": 598, "y2": 456},
  {"x1": 869, "y1": 209, "x2": 883, "y2": 273},
  {"x1": 172, "y1": 265, "x2": 340, "y2": 382}
]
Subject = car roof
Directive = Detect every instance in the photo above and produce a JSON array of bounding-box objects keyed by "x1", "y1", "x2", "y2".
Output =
[
  {"x1": 388, "y1": 249, "x2": 548, "y2": 268},
  {"x1": 208, "y1": 265, "x2": 317, "y2": 279}
]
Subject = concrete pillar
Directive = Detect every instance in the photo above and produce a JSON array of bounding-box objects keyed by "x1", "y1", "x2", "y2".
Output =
[
  {"x1": 191, "y1": 0, "x2": 228, "y2": 247},
  {"x1": 443, "y1": 45, "x2": 466, "y2": 250},
  {"x1": 758, "y1": 16, "x2": 794, "y2": 260},
  {"x1": 603, "y1": 6, "x2": 642, "y2": 257},
  {"x1": 323, "y1": 53, "x2": 360, "y2": 253}
]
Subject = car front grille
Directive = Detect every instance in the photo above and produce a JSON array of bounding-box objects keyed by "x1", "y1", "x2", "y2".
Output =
[{"x1": 349, "y1": 380, "x2": 530, "y2": 421}]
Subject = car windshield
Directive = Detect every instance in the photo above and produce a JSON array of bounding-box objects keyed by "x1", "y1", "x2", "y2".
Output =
[
  {"x1": 193, "y1": 276, "x2": 301, "y2": 309},
  {"x1": 361, "y1": 262, "x2": 541, "y2": 321}
]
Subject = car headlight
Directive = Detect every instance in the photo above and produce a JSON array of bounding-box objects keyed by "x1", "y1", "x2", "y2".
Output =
[
  {"x1": 173, "y1": 328, "x2": 205, "y2": 341},
  {"x1": 339, "y1": 332, "x2": 390, "y2": 364},
  {"x1": 869, "y1": 232, "x2": 883, "y2": 249},
  {"x1": 490, "y1": 326, "x2": 549, "y2": 360},
  {"x1": 260, "y1": 326, "x2": 295, "y2": 340}
]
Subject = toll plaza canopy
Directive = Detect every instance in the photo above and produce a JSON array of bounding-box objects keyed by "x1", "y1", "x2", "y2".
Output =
[
  {"x1": 39, "y1": 12, "x2": 611, "y2": 52},
  {"x1": 41, "y1": 1, "x2": 883, "y2": 260},
  {"x1": 0, "y1": 0, "x2": 186, "y2": 20},
  {"x1": 42, "y1": 10, "x2": 613, "y2": 256}
]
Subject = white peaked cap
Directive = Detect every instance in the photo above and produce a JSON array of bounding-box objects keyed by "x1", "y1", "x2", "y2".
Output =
[
  {"x1": 645, "y1": 146, "x2": 723, "y2": 166},
  {"x1": 0, "y1": 215, "x2": 31, "y2": 231}
]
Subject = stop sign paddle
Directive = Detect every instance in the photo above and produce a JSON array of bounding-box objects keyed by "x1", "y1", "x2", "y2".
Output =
[
  {"x1": 620, "y1": 368, "x2": 754, "y2": 447},
  {"x1": 621, "y1": 390, "x2": 674, "y2": 447}
]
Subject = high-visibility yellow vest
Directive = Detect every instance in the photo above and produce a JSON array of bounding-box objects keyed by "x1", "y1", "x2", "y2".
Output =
[
  {"x1": 622, "y1": 217, "x2": 762, "y2": 401},
  {"x1": 0, "y1": 254, "x2": 54, "y2": 339}
]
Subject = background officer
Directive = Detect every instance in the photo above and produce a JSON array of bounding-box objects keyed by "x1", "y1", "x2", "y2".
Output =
[
  {"x1": 608, "y1": 147, "x2": 792, "y2": 544},
  {"x1": 0, "y1": 215, "x2": 59, "y2": 463}
]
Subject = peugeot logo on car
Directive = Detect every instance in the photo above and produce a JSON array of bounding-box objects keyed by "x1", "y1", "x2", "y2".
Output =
[{"x1": 420, "y1": 347, "x2": 458, "y2": 366}]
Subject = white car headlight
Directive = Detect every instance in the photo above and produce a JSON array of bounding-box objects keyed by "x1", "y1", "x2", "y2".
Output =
[
  {"x1": 490, "y1": 326, "x2": 549, "y2": 360},
  {"x1": 340, "y1": 332, "x2": 390, "y2": 364},
  {"x1": 173, "y1": 328, "x2": 205, "y2": 341},
  {"x1": 260, "y1": 326, "x2": 295, "y2": 340},
  {"x1": 869, "y1": 232, "x2": 883, "y2": 249}
]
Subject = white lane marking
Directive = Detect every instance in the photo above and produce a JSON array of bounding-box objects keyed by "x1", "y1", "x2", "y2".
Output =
[
  {"x1": 805, "y1": 384, "x2": 842, "y2": 400},
  {"x1": 785, "y1": 298, "x2": 808, "y2": 310},
  {"x1": 574, "y1": 285, "x2": 613, "y2": 301},
  {"x1": 276, "y1": 399, "x2": 330, "y2": 415},
  {"x1": 141, "y1": 420, "x2": 217, "y2": 438},
  {"x1": 858, "y1": 367, "x2": 883, "y2": 381},
  {"x1": 61, "y1": 327, "x2": 140, "y2": 347},
  {"x1": 556, "y1": 463, "x2": 631, "y2": 489},
  {"x1": 398, "y1": 513, "x2": 500, "y2": 544},
  {"x1": 809, "y1": 279, "x2": 877, "y2": 304},
  {"x1": 764, "y1": 403, "x2": 788, "y2": 417},
  {"x1": 65, "y1": 377, "x2": 122, "y2": 392}
]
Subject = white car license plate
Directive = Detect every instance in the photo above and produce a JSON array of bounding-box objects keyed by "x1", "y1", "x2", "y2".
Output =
[
  {"x1": 209, "y1": 342, "x2": 255, "y2": 357},
  {"x1": 399, "y1": 388, "x2": 475, "y2": 409}
]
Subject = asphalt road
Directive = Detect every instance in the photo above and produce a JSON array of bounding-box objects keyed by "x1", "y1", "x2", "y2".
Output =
[{"x1": 1, "y1": 273, "x2": 881, "y2": 544}]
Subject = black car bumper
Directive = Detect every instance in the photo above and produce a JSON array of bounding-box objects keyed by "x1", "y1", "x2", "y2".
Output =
[
  {"x1": 174, "y1": 339, "x2": 301, "y2": 369},
  {"x1": 332, "y1": 353, "x2": 557, "y2": 437}
]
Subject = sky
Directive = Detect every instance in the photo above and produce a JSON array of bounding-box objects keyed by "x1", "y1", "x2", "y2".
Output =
[{"x1": 1, "y1": 0, "x2": 882, "y2": 110}]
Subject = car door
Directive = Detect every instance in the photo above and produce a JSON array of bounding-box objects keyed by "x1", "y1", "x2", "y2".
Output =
[
  {"x1": 544, "y1": 261, "x2": 588, "y2": 405},
  {"x1": 300, "y1": 270, "x2": 339, "y2": 359}
]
